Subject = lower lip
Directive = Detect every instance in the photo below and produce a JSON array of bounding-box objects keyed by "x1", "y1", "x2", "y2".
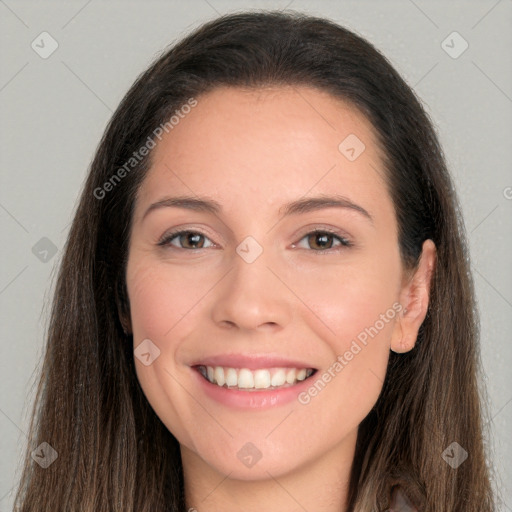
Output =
[{"x1": 191, "y1": 367, "x2": 316, "y2": 409}]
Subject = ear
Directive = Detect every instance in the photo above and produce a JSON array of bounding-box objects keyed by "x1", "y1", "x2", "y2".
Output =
[
  {"x1": 390, "y1": 239, "x2": 436, "y2": 353},
  {"x1": 118, "y1": 306, "x2": 133, "y2": 336},
  {"x1": 115, "y1": 276, "x2": 133, "y2": 336}
]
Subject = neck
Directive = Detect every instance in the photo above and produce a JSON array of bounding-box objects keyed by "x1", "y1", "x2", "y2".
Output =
[{"x1": 181, "y1": 430, "x2": 357, "y2": 512}]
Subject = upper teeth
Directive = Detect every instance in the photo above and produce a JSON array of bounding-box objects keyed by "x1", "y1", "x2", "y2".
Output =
[{"x1": 198, "y1": 365, "x2": 314, "y2": 390}]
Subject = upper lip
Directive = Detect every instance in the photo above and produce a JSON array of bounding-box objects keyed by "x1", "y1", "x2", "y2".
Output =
[{"x1": 190, "y1": 354, "x2": 317, "y2": 371}]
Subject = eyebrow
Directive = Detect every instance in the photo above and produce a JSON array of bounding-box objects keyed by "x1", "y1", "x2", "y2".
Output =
[{"x1": 142, "y1": 194, "x2": 373, "y2": 223}]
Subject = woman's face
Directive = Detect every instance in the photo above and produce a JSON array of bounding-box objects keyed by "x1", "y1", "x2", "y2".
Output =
[{"x1": 126, "y1": 85, "x2": 422, "y2": 480}]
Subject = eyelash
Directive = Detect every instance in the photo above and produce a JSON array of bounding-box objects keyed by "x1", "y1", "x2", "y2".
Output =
[{"x1": 157, "y1": 228, "x2": 353, "y2": 253}]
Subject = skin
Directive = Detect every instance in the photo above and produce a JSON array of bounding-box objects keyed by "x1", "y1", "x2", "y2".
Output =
[{"x1": 125, "y1": 85, "x2": 436, "y2": 512}]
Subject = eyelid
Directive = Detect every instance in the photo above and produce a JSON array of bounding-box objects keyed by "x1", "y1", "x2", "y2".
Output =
[
  {"x1": 291, "y1": 226, "x2": 353, "y2": 251},
  {"x1": 292, "y1": 223, "x2": 353, "y2": 242},
  {"x1": 156, "y1": 227, "x2": 217, "y2": 248},
  {"x1": 157, "y1": 223, "x2": 354, "y2": 252}
]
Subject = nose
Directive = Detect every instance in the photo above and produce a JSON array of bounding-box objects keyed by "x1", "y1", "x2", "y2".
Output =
[{"x1": 211, "y1": 247, "x2": 293, "y2": 333}]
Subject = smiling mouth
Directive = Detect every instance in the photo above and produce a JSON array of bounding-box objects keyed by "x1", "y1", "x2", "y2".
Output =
[{"x1": 193, "y1": 365, "x2": 318, "y2": 391}]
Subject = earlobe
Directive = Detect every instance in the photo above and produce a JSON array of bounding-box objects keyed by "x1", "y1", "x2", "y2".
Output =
[
  {"x1": 391, "y1": 239, "x2": 437, "y2": 354},
  {"x1": 117, "y1": 299, "x2": 133, "y2": 335},
  {"x1": 119, "y1": 311, "x2": 133, "y2": 336},
  {"x1": 115, "y1": 278, "x2": 133, "y2": 336}
]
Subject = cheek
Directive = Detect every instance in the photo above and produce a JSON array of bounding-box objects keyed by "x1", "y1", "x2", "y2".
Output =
[
  {"x1": 126, "y1": 259, "x2": 203, "y2": 448},
  {"x1": 289, "y1": 251, "x2": 401, "y2": 346},
  {"x1": 293, "y1": 270, "x2": 399, "y2": 435},
  {"x1": 287, "y1": 248, "x2": 401, "y2": 394},
  {"x1": 127, "y1": 261, "x2": 195, "y2": 341}
]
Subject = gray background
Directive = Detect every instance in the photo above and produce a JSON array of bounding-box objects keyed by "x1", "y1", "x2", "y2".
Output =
[{"x1": 1, "y1": 0, "x2": 511, "y2": 510}]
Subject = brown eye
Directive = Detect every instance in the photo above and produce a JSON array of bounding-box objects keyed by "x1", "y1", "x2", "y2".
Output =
[
  {"x1": 294, "y1": 230, "x2": 352, "y2": 252},
  {"x1": 158, "y1": 230, "x2": 213, "y2": 250},
  {"x1": 307, "y1": 232, "x2": 334, "y2": 250},
  {"x1": 179, "y1": 232, "x2": 205, "y2": 249}
]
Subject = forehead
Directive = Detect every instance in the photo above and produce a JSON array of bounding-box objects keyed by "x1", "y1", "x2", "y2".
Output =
[{"x1": 133, "y1": 85, "x2": 390, "y2": 224}]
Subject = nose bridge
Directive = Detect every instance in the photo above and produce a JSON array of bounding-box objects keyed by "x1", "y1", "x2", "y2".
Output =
[{"x1": 211, "y1": 235, "x2": 291, "y2": 330}]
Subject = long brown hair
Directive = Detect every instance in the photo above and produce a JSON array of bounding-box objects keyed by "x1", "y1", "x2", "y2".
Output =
[{"x1": 14, "y1": 10, "x2": 496, "y2": 511}]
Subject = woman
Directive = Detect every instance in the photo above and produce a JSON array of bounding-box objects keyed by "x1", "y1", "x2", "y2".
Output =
[{"x1": 14, "y1": 10, "x2": 496, "y2": 511}]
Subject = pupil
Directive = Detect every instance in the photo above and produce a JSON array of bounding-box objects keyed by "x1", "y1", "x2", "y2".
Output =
[
  {"x1": 184, "y1": 233, "x2": 203, "y2": 248},
  {"x1": 310, "y1": 233, "x2": 332, "y2": 249}
]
